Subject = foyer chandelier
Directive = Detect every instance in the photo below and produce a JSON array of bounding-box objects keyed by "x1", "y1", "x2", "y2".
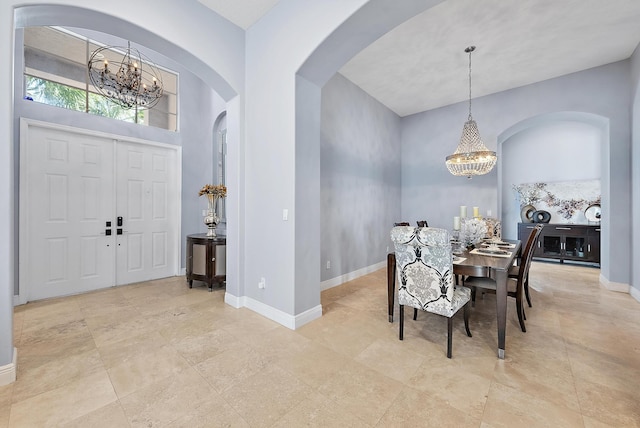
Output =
[
  {"x1": 445, "y1": 46, "x2": 496, "y2": 178},
  {"x1": 88, "y1": 42, "x2": 163, "y2": 109}
]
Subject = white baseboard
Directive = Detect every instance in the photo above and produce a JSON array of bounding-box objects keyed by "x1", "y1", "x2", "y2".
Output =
[
  {"x1": 320, "y1": 260, "x2": 386, "y2": 291},
  {"x1": 599, "y1": 274, "x2": 630, "y2": 293},
  {"x1": 0, "y1": 348, "x2": 17, "y2": 386},
  {"x1": 179, "y1": 267, "x2": 186, "y2": 276},
  {"x1": 630, "y1": 286, "x2": 640, "y2": 303},
  {"x1": 224, "y1": 292, "x2": 322, "y2": 330}
]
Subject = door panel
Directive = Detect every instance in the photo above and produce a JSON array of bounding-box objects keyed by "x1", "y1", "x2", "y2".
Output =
[
  {"x1": 24, "y1": 126, "x2": 115, "y2": 300},
  {"x1": 22, "y1": 122, "x2": 179, "y2": 301},
  {"x1": 115, "y1": 142, "x2": 177, "y2": 285}
]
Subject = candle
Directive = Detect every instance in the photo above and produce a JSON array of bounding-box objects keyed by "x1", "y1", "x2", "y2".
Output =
[
  {"x1": 460, "y1": 206, "x2": 467, "y2": 218},
  {"x1": 453, "y1": 216, "x2": 460, "y2": 231},
  {"x1": 487, "y1": 209, "x2": 492, "y2": 217},
  {"x1": 473, "y1": 206, "x2": 480, "y2": 218}
]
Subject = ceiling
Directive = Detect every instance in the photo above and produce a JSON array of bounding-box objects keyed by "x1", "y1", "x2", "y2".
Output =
[{"x1": 199, "y1": 0, "x2": 640, "y2": 117}]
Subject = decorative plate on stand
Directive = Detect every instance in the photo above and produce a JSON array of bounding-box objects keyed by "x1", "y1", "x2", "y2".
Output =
[
  {"x1": 585, "y1": 204, "x2": 601, "y2": 223},
  {"x1": 520, "y1": 205, "x2": 536, "y2": 223}
]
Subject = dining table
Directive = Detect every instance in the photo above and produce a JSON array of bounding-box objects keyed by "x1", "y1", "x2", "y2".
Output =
[{"x1": 387, "y1": 239, "x2": 521, "y2": 359}]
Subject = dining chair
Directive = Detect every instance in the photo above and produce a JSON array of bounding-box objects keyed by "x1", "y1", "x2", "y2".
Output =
[
  {"x1": 416, "y1": 220, "x2": 429, "y2": 227},
  {"x1": 463, "y1": 223, "x2": 542, "y2": 333},
  {"x1": 394, "y1": 222, "x2": 410, "y2": 226},
  {"x1": 509, "y1": 223, "x2": 543, "y2": 308},
  {"x1": 391, "y1": 226, "x2": 472, "y2": 358}
]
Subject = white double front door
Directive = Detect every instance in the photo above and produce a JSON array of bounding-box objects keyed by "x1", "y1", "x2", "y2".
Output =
[{"x1": 20, "y1": 120, "x2": 180, "y2": 301}]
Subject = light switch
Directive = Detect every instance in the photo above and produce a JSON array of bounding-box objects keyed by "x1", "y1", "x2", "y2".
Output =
[{"x1": 283, "y1": 209, "x2": 288, "y2": 221}]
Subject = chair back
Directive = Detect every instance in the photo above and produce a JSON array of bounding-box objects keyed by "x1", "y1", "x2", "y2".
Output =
[
  {"x1": 394, "y1": 222, "x2": 410, "y2": 226},
  {"x1": 416, "y1": 220, "x2": 429, "y2": 227},
  {"x1": 391, "y1": 226, "x2": 454, "y2": 313},
  {"x1": 516, "y1": 224, "x2": 543, "y2": 282}
]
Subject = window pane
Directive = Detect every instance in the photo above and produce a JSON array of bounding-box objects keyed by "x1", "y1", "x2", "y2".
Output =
[
  {"x1": 23, "y1": 26, "x2": 179, "y2": 132},
  {"x1": 25, "y1": 76, "x2": 86, "y2": 112}
]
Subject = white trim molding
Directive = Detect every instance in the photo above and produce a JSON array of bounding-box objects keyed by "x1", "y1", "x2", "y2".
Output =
[
  {"x1": 224, "y1": 292, "x2": 322, "y2": 330},
  {"x1": 222, "y1": 259, "x2": 387, "y2": 330},
  {"x1": 599, "y1": 274, "x2": 630, "y2": 293},
  {"x1": 0, "y1": 348, "x2": 17, "y2": 386},
  {"x1": 321, "y1": 260, "x2": 386, "y2": 291},
  {"x1": 630, "y1": 286, "x2": 640, "y2": 303}
]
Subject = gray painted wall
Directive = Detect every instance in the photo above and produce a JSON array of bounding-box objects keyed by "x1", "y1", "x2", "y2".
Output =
[
  {"x1": 501, "y1": 121, "x2": 601, "y2": 239},
  {"x1": 12, "y1": 26, "x2": 225, "y2": 295},
  {"x1": 631, "y1": 46, "x2": 640, "y2": 295},
  {"x1": 401, "y1": 60, "x2": 632, "y2": 286},
  {"x1": 320, "y1": 73, "x2": 402, "y2": 281}
]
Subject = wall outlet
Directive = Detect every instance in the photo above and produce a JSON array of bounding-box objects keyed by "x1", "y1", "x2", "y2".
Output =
[
  {"x1": 326, "y1": 260, "x2": 330, "y2": 270},
  {"x1": 258, "y1": 277, "x2": 266, "y2": 289}
]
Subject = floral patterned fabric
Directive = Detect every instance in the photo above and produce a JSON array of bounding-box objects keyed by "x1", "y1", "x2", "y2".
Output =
[{"x1": 391, "y1": 226, "x2": 471, "y2": 318}]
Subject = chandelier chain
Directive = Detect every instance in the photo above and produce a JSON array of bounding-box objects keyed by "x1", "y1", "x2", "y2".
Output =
[{"x1": 468, "y1": 47, "x2": 473, "y2": 120}]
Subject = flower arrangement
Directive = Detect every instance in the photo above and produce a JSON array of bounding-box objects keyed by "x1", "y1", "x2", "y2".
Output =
[
  {"x1": 460, "y1": 218, "x2": 487, "y2": 248},
  {"x1": 199, "y1": 184, "x2": 227, "y2": 237},
  {"x1": 199, "y1": 184, "x2": 227, "y2": 198}
]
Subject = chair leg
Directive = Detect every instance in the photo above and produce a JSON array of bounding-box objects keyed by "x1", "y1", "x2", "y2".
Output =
[
  {"x1": 447, "y1": 317, "x2": 453, "y2": 358},
  {"x1": 413, "y1": 308, "x2": 418, "y2": 321},
  {"x1": 463, "y1": 302, "x2": 472, "y2": 337},
  {"x1": 516, "y1": 297, "x2": 526, "y2": 333},
  {"x1": 399, "y1": 305, "x2": 404, "y2": 340},
  {"x1": 470, "y1": 286, "x2": 476, "y2": 307},
  {"x1": 524, "y1": 275, "x2": 532, "y2": 307}
]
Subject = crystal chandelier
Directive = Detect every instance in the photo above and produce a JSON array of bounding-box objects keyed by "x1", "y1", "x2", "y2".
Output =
[
  {"x1": 88, "y1": 42, "x2": 163, "y2": 109},
  {"x1": 445, "y1": 46, "x2": 496, "y2": 178}
]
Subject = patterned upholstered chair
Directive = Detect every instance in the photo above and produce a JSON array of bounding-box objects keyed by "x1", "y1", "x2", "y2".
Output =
[{"x1": 391, "y1": 226, "x2": 472, "y2": 358}]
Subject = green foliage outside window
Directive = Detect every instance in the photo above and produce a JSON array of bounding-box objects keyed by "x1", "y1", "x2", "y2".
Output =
[{"x1": 26, "y1": 76, "x2": 144, "y2": 124}]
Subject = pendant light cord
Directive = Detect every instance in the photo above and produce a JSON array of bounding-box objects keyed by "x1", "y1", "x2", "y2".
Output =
[{"x1": 468, "y1": 47, "x2": 473, "y2": 121}]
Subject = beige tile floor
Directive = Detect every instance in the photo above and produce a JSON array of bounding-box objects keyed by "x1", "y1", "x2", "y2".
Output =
[{"x1": 1, "y1": 261, "x2": 639, "y2": 427}]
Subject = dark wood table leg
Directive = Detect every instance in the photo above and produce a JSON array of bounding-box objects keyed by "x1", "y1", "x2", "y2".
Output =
[
  {"x1": 495, "y1": 269, "x2": 508, "y2": 359},
  {"x1": 387, "y1": 253, "x2": 396, "y2": 322}
]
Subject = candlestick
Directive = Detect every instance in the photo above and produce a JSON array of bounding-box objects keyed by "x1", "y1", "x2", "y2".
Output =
[
  {"x1": 487, "y1": 209, "x2": 492, "y2": 217},
  {"x1": 460, "y1": 206, "x2": 467, "y2": 218},
  {"x1": 473, "y1": 206, "x2": 480, "y2": 218},
  {"x1": 453, "y1": 216, "x2": 460, "y2": 230}
]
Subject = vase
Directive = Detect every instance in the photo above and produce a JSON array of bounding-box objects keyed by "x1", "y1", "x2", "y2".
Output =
[
  {"x1": 520, "y1": 204, "x2": 536, "y2": 223},
  {"x1": 204, "y1": 194, "x2": 219, "y2": 237}
]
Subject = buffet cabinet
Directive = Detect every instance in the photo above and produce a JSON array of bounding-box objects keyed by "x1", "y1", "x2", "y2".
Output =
[
  {"x1": 518, "y1": 223, "x2": 600, "y2": 266},
  {"x1": 186, "y1": 234, "x2": 226, "y2": 291}
]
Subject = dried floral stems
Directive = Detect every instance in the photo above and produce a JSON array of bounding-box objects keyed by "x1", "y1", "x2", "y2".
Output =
[{"x1": 198, "y1": 184, "x2": 227, "y2": 198}]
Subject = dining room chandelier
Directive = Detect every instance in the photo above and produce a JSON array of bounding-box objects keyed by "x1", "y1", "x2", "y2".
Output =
[
  {"x1": 445, "y1": 46, "x2": 496, "y2": 178},
  {"x1": 88, "y1": 42, "x2": 163, "y2": 109}
]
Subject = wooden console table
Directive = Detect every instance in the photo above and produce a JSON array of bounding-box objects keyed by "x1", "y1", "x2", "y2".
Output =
[
  {"x1": 518, "y1": 223, "x2": 600, "y2": 266},
  {"x1": 186, "y1": 234, "x2": 226, "y2": 291}
]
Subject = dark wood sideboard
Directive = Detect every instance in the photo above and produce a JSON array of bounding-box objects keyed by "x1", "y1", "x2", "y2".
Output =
[
  {"x1": 517, "y1": 223, "x2": 600, "y2": 266},
  {"x1": 186, "y1": 233, "x2": 226, "y2": 291}
]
